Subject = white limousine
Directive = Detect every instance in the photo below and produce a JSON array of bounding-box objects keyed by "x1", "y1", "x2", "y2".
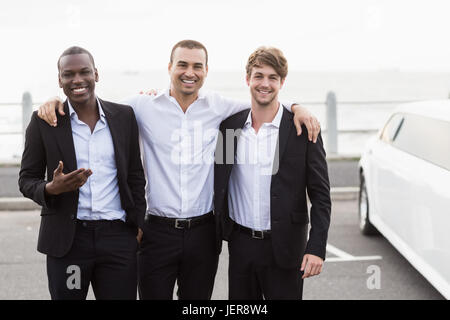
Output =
[{"x1": 358, "y1": 100, "x2": 450, "y2": 299}]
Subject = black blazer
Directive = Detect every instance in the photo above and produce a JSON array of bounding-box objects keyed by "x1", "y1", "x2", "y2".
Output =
[
  {"x1": 214, "y1": 107, "x2": 331, "y2": 268},
  {"x1": 19, "y1": 99, "x2": 146, "y2": 258}
]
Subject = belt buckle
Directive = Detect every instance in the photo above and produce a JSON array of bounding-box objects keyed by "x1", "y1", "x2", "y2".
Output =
[
  {"x1": 252, "y1": 230, "x2": 264, "y2": 239},
  {"x1": 175, "y1": 219, "x2": 191, "y2": 229}
]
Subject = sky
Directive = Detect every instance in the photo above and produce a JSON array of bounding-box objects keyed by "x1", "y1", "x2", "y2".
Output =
[
  {"x1": 1, "y1": 0, "x2": 450, "y2": 100},
  {"x1": 2, "y1": 0, "x2": 450, "y2": 71}
]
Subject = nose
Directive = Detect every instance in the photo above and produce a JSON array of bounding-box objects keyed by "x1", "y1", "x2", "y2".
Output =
[
  {"x1": 185, "y1": 66, "x2": 195, "y2": 78},
  {"x1": 73, "y1": 72, "x2": 84, "y2": 84},
  {"x1": 260, "y1": 77, "x2": 270, "y2": 88}
]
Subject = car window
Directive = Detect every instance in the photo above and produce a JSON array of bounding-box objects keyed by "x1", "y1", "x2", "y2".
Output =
[
  {"x1": 391, "y1": 113, "x2": 450, "y2": 171},
  {"x1": 380, "y1": 113, "x2": 404, "y2": 144}
]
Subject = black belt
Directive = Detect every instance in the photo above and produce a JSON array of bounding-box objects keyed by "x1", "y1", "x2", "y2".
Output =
[
  {"x1": 76, "y1": 219, "x2": 124, "y2": 227},
  {"x1": 233, "y1": 221, "x2": 271, "y2": 240},
  {"x1": 145, "y1": 211, "x2": 214, "y2": 229}
]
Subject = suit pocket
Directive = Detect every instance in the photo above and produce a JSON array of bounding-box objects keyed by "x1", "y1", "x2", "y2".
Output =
[{"x1": 290, "y1": 211, "x2": 309, "y2": 224}]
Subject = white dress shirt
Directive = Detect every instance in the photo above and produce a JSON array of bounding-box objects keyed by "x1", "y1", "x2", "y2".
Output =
[
  {"x1": 228, "y1": 103, "x2": 283, "y2": 231},
  {"x1": 68, "y1": 99, "x2": 126, "y2": 221},
  {"x1": 124, "y1": 90, "x2": 292, "y2": 219}
]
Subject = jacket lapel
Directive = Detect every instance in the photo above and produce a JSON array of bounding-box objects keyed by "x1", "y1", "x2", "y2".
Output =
[
  {"x1": 225, "y1": 109, "x2": 250, "y2": 165},
  {"x1": 276, "y1": 107, "x2": 293, "y2": 165},
  {"x1": 222, "y1": 109, "x2": 250, "y2": 180},
  {"x1": 233, "y1": 109, "x2": 251, "y2": 158},
  {"x1": 100, "y1": 99, "x2": 124, "y2": 171},
  {"x1": 55, "y1": 101, "x2": 77, "y2": 172},
  {"x1": 271, "y1": 107, "x2": 293, "y2": 187},
  {"x1": 99, "y1": 99, "x2": 118, "y2": 131},
  {"x1": 269, "y1": 107, "x2": 293, "y2": 204}
]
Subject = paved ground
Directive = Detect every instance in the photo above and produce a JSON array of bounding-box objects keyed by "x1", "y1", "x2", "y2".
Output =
[
  {"x1": 0, "y1": 159, "x2": 359, "y2": 198},
  {"x1": 0, "y1": 199, "x2": 444, "y2": 300},
  {"x1": 0, "y1": 166, "x2": 22, "y2": 197}
]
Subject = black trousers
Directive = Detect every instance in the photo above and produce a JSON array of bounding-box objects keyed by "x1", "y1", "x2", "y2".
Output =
[
  {"x1": 46, "y1": 220, "x2": 138, "y2": 300},
  {"x1": 137, "y1": 215, "x2": 219, "y2": 300},
  {"x1": 228, "y1": 226, "x2": 303, "y2": 300}
]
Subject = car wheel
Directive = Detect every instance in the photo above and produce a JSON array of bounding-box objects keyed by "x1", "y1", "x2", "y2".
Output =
[{"x1": 359, "y1": 172, "x2": 379, "y2": 235}]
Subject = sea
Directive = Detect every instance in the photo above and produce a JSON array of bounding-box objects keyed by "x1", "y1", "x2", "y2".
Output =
[{"x1": 2, "y1": 70, "x2": 450, "y2": 162}]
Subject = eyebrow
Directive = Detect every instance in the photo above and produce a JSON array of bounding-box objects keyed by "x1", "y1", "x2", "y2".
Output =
[
  {"x1": 177, "y1": 60, "x2": 204, "y2": 67},
  {"x1": 61, "y1": 67, "x2": 92, "y2": 74},
  {"x1": 254, "y1": 72, "x2": 279, "y2": 77}
]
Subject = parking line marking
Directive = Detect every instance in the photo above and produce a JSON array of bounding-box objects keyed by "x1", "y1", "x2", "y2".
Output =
[
  {"x1": 325, "y1": 256, "x2": 383, "y2": 262},
  {"x1": 325, "y1": 244, "x2": 383, "y2": 262},
  {"x1": 326, "y1": 244, "x2": 355, "y2": 259}
]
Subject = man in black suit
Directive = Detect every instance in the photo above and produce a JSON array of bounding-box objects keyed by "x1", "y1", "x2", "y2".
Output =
[
  {"x1": 18, "y1": 46, "x2": 146, "y2": 299},
  {"x1": 214, "y1": 47, "x2": 331, "y2": 299}
]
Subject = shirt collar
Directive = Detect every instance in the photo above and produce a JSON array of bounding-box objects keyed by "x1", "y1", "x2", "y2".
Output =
[
  {"x1": 68, "y1": 97, "x2": 106, "y2": 122},
  {"x1": 245, "y1": 102, "x2": 283, "y2": 129},
  {"x1": 162, "y1": 87, "x2": 207, "y2": 102}
]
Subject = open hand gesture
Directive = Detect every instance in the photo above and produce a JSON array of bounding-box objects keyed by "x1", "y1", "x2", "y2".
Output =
[{"x1": 45, "y1": 161, "x2": 92, "y2": 195}]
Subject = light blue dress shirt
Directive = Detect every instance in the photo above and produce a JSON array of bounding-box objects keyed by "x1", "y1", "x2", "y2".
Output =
[{"x1": 68, "y1": 99, "x2": 126, "y2": 221}]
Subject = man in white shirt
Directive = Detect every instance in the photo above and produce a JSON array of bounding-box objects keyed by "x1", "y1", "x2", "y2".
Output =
[
  {"x1": 215, "y1": 47, "x2": 331, "y2": 299},
  {"x1": 37, "y1": 40, "x2": 322, "y2": 300}
]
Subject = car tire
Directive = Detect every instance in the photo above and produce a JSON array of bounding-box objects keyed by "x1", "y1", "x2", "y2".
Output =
[{"x1": 359, "y1": 172, "x2": 379, "y2": 236}]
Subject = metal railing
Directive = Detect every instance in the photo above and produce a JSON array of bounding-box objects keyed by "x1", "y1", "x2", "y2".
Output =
[
  {"x1": 0, "y1": 91, "x2": 417, "y2": 156},
  {"x1": 0, "y1": 93, "x2": 42, "y2": 152},
  {"x1": 0, "y1": 93, "x2": 41, "y2": 135}
]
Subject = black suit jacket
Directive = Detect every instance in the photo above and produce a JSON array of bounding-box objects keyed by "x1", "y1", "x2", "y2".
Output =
[
  {"x1": 19, "y1": 99, "x2": 146, "y2": 258},
  {"x1": 214, "y1": 107, "x2": 331, "y2": 268}
]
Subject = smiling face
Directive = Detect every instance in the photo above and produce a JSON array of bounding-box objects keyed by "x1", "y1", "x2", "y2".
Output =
[
  {"x1": 247, "y1": 64, "x2": 284, "y2": 107},
  {"x1": 58, "y1": 53, "x2": 98, "y2": 106},
  {"x1": 168, "y1": 47, "x2": 208, "y2": 98}
]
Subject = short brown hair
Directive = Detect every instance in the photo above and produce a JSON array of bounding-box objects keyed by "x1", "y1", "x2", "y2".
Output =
[
  {"x1": 246, "y1": 46, "x2": 288, "y2": 80},
  {"x1": 170, "y1": 40, "x2": 208, "y2": 65}
]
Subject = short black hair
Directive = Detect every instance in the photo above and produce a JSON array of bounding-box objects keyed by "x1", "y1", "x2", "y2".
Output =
[
  {"x1": 57, "y1": 46, "x2": 95, "y2": 71},
  {"x1": 170, "y1": 40, "x2": 208, "y2": 66}
]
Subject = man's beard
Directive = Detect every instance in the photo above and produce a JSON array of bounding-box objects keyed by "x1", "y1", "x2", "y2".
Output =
[{"x1": 254, "y1": 94, "x2": 276, "y2": 107}]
